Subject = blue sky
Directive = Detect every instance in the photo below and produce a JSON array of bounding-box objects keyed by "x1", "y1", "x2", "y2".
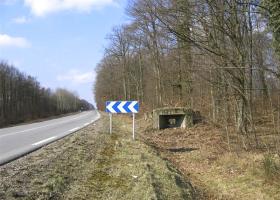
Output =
[{"x1": 0, "y1": 0, "x2": 128, "y2": 105}]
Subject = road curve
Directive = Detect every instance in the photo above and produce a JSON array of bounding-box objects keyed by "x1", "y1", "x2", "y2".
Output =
[{"x1": 0, "y1": 110, "x2": 100, "y2": 165}]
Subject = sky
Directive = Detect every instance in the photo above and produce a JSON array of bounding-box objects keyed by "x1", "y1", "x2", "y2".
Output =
[{"x1": 0, "y1": 0, "x2": 128, "y2": 106}]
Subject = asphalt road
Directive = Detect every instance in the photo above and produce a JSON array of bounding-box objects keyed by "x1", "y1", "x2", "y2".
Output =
[{"x1": 0, "y1": 110, "x2": 100, "y2": 165}]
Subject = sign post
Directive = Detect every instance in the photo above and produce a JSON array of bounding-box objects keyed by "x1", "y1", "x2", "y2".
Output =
[
  {"x1": 132, "y1": 113, "x2": 135, "y2": 140},
  {"x1": 106, "y1": 101, "x2": 139, "y2": 140},
  {"x1": 109, "y1": 113, "x2": 112, "y2": 134}
]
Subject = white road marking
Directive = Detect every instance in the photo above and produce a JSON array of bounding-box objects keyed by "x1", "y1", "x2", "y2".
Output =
[
  {"x1": 32, "y1": 136, "x2": 57, "y2": 146},
  {"x1": 69, "y1": 127, "x2": 80, "y2": 132},
  {"x1": 84, "y1": 123, "x2": 90, "y2": 126}
]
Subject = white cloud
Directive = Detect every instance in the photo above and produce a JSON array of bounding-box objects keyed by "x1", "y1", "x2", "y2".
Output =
[
  {"x1": 0, "y1": 34, "x2": 30, "y2": 48},
  {"x1": 57, "y1": 69, "x2": 95, "y2": 84},
  {"x1": 24, "y1": 0, "x2": 118, "y2": 16},
  {"x1": 12, "y1": 16, "x2": 29, "y2": 24}
]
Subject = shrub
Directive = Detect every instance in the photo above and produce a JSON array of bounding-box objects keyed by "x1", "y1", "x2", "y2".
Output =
[{"x1": 263, "y1": 154, "x2": 280, "y2": 181}]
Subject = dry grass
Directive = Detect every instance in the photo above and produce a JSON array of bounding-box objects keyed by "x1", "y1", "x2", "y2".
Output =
[
  {"x1": 139, "y1": 118, "x2": 280, "y2": 200},
  {"x1": 0, "y1": 114, "x2": 200, "y2": 200}
]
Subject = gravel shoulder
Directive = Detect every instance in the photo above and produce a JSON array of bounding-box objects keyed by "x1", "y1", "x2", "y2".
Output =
[{"x1": 0, "y1": 114, "x2": 199, "y2": 200}]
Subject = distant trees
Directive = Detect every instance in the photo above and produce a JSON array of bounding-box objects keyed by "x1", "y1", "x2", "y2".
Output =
[{"x1": 0, "y1": 62, "x2": 93, "y2": 127}]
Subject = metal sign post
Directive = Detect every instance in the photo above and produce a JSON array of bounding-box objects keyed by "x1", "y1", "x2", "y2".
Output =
[
  {"x1": 109, "y1": 113, "x2": 112, "y2": 134},
  {"x1": 132, "y1": 113, "x2": 135, "y2": 140},
  {"x1": 106, "y1": 101, "x2": 139, "y2": 140}
]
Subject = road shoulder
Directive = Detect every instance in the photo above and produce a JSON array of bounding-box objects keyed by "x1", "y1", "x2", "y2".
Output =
[{"x1": 0, "y1": 114, "x2": 199, "y2": 199}]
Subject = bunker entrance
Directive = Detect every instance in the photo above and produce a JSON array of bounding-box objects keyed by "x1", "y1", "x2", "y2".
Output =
[
  {"x1": 159, "y1": 114, "x2": 185, "y2": 129},
  {"x1": 153, "y1": 107, "x2": 199, "y2": 130}
]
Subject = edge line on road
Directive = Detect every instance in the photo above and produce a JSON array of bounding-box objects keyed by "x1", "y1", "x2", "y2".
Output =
[
  {"x1": 69, "y1": 127, "x2": 80, "y2": 132},
  {"x1": 32, "y1": 136, "x2": 57, "y2": 146}
]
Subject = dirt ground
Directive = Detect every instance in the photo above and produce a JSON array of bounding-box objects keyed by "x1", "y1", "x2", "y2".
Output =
[
  {"x1": 0, "y1": 114, "x2": 201, "y2": 200},
  {"x1": 139, "y1": 118, "x2": 280, "y2": 200}
]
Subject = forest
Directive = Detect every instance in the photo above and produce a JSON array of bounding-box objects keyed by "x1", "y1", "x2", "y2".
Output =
[
  {"x1": 0, "y1": 62, "x2": 93, "y2": 128},
  {"x1": 94, "y1": 0, "x2": 280, "y2": 148}
]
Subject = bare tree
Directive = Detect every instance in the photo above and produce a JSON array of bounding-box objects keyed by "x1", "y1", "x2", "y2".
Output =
[{"x1": 0, "y1": 62, "x2": 93, "y2": 128}]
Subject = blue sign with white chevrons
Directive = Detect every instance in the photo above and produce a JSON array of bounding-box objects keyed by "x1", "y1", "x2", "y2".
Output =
[{"x1": 106, "y1": 101, "x2": 139, "y2": 113}]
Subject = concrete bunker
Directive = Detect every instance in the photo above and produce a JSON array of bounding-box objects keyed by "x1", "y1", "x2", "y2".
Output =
[{"x1": 153, "y1": 107, "x2": 199, "y2": 130}]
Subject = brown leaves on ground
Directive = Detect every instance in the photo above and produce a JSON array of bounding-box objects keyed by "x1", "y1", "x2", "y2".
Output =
[
  {"x1": 139, "y1": 119, "x2": 280, "y2": 200},
  {"x1": 142, "y1": 122, "x2": 228, "y2": 161}
]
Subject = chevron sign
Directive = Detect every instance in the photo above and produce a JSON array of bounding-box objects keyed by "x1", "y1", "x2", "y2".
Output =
[{"x1": 106, "y1": 101, "x2": 139, "y2": 113}]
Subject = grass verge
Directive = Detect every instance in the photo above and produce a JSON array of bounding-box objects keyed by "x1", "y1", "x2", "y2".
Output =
[{"x1": 0, "y1": 114, "x2": 200, "y2": 200}]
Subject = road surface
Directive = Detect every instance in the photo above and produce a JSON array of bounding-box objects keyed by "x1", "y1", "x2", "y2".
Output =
[{"x1": 0, "y1": 111, "x2": 100, "y2": 165}]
